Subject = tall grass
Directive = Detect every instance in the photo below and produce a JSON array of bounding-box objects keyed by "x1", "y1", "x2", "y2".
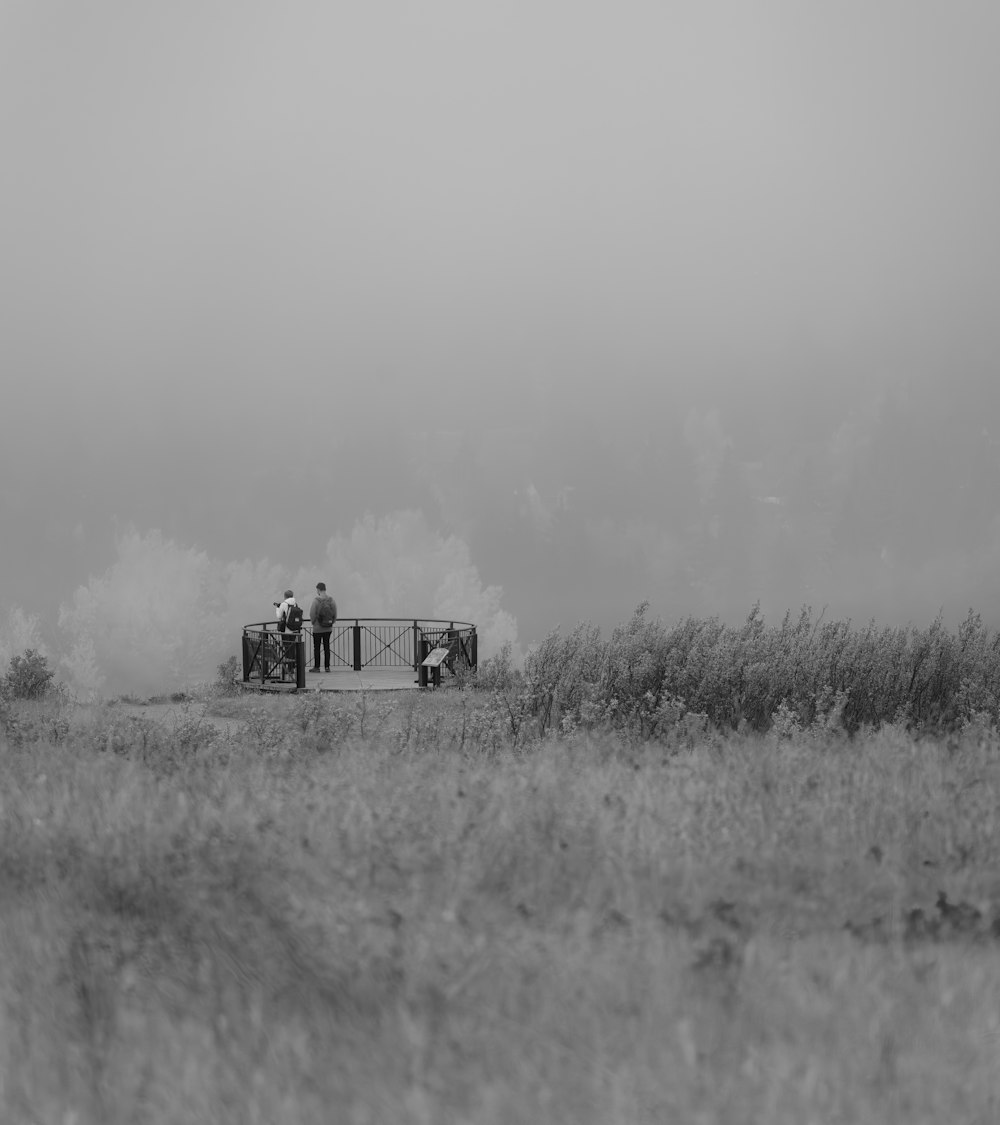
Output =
[
  {"x1": 499, "y1": 604, "x2": 1000, "y2": 739},
  {"x1": 3, "y1": 685, "x2": 1000, "y2": 1124}
]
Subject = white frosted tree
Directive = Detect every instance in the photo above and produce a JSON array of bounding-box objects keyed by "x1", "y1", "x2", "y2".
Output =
[{"x1": 59, "y1": 530, "x2": 232, "y2": 698}]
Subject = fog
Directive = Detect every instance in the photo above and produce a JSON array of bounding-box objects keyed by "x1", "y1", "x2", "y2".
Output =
[{"x1": 2, "y1": 3, "x2": 1000, "y2": 696}]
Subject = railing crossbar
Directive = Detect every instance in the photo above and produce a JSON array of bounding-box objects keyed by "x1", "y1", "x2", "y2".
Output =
[{"x1": 361, "y1": 624, "x2": 410, "y2": 668}]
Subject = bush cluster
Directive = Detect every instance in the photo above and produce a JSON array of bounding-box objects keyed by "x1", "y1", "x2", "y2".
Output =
[
  {"x1": 479, "y1": 604, "x2": 1000, "y2": 738},
  {"x1": 1, "y1": 649, "x2": 56, "y2": 701}
]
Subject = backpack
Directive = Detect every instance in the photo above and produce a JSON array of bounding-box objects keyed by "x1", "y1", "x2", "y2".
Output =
[
  {"x1": 316, "y1": 596, "x2": 337, "y2": 629},
  {"x1": 285, "y1": 604, "x2": 304, "y2": 632}
]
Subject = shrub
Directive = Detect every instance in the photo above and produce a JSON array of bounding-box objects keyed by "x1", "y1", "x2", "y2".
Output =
[
  {"x1": 2, "y1": 649, "x2": 56, "y2": 700},
  {"x1": 215, "y1": 654, "x2": 239, "y2": 696},
  {"x1": 475, "y1": 642, "x2": 521, "y2": 694}
]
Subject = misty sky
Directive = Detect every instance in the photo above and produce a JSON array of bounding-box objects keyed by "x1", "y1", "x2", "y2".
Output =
[{"x1": 3, "y1": 1, "x2": 1000, "y2": 662}]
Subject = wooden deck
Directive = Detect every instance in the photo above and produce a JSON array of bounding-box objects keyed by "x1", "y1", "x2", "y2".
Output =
[
  {"x1": 240, "y1": 667, "x2": 423, "y2": 693},
  {"x1": 307, "y1": 667, "x2": 420, "y2": 692}
]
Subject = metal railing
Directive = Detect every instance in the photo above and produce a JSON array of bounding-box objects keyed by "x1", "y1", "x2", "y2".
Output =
[
  {"x1": 242, "y1": 628, "x2": 307, "y2": 689},
  {"x1": 241, "y1": 617, "x2": 477, "y2": 688}
]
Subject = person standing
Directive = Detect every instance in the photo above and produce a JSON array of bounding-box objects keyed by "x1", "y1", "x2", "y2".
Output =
[
  {"x1": 273, "y1": 589, "x2": 301, "y2": 678},
  {"x1": 274, "y1": 589, "x2": 298, "y2": 630},
  {"x1": 309, "y1": 582, "x2": 338, "y2": 672}
]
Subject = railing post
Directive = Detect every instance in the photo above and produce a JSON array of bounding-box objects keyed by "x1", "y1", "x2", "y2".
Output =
[
  {"x1": 260, "y1": 629, "x2": 266, "y2": 686},
  {"x1": 296, "y1": 634, "x2": 306, "y2": 690},
  {"x1": 471, "y1": 628, "x2": 478, "y2": 671},
  {"x1": 242, "y1": 631, "x2": 250, "y2": 682},
  {"x1": 413, "y1": 621, "x2": 419, "y2": 671},
  {"x1": 353, "y1": 623, "x2": 362, "y2": 671}
]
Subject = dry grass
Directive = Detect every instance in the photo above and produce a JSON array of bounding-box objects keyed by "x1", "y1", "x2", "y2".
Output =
[{"x1": 2, "y1": 689, "x2": 1000, "y2": 1124}]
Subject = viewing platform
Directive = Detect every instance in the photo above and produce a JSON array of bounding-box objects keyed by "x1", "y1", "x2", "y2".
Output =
[{"x1": 240, "y1": 618, "x2": 477, "y2": 693}]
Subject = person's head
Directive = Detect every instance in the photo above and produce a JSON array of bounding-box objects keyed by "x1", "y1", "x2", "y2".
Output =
[
  {"x1": 284, "y1": 589, "x2": 294, "y2": 599},
  {"x1": 316, "y1": 582, "x2": 326, "y2": 593}
]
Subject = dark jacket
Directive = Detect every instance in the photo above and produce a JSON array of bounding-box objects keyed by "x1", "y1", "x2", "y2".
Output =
[{"x1": 309, "y1": 595, "x2": 337, "y2": 633}]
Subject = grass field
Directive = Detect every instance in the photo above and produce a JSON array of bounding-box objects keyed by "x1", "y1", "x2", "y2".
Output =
[{"x1": 2, "y1": 683, "x2": 999, "y2": 1124}]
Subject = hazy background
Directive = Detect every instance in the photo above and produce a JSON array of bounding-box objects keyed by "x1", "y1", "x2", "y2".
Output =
[{"x1": 2, "y1": 2, "x2": 999, "y2": 695}]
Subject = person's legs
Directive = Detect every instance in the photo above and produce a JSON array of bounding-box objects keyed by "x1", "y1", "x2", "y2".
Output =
[
  {"x1": 312, "y1": 632, "x2": 322, "y2": 671},
  {"x1": 321, "y1": 631, "x2": 331, "y2": 671}
]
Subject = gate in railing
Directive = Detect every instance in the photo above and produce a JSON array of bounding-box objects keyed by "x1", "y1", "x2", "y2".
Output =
[{"x1": 241, "y1": 618, "x2": 477, "y2": 688}]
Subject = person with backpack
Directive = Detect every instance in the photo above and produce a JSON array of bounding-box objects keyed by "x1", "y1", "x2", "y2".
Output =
[
  {"x1": 274, "y1": 590, "x2": 303, "y2": 633},
  {"x1": 308, "y1": 582, "x2": 338, "y2": 673},
  {"x1": 274, "y1": 589, "x2": 304, "y2": 679}
]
